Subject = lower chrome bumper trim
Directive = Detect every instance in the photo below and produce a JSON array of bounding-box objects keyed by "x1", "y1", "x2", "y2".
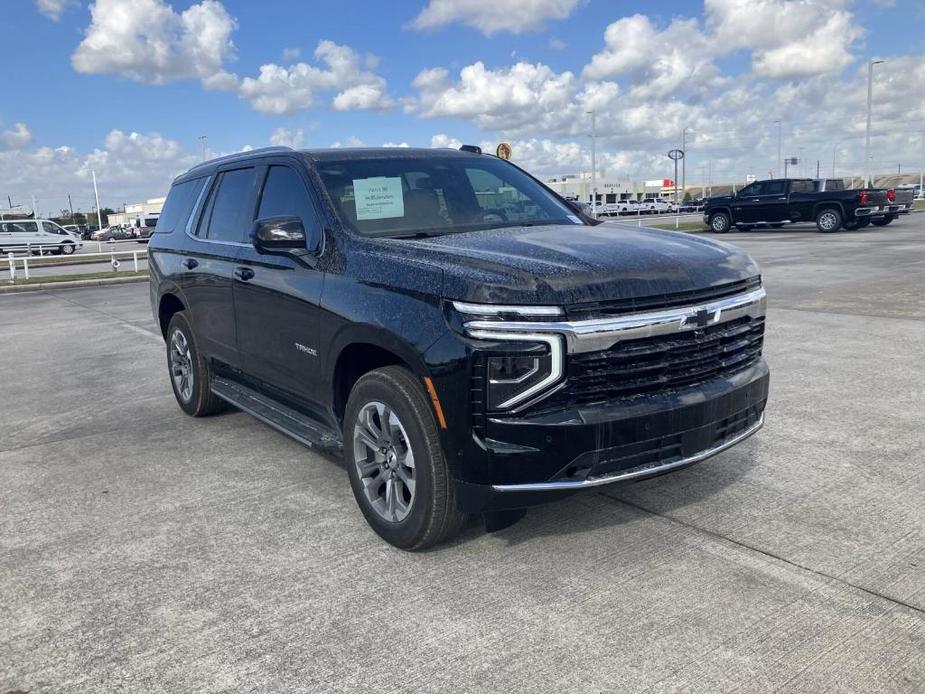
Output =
[{"x1": 491, "y1": 413, "x2": 765, "y2": 492}]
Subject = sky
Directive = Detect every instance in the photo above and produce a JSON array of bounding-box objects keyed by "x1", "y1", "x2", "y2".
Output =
[{"x1": 1, "y1": 0, "x2": 924, "y2": 214}]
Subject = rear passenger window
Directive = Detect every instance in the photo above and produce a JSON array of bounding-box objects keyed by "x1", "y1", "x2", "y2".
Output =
[
  {"x1": 763, "y1": 181, "x2": 786, "y2": 195},
  {"x1": 156, "y1": 177, "x2": 206, "y2": 234},
  {"x1": 198, "y1": 168, "x2": 258, "y2": 243},
  {"x1": 257, "y1": 166, "x2": 318, "y2": 244}
]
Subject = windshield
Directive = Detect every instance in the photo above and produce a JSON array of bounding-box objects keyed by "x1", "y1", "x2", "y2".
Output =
[{"x1": 314, "y1": 154, "x2": 580, "y2": 237}]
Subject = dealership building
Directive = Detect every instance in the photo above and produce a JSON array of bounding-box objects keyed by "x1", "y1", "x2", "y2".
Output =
[{"x1": 544, "y1": 173, "x2": 680, "y2": 203}]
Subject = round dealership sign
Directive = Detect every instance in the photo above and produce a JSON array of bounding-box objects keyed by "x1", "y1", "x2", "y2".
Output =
[
  {"x1": 668, "y1": 149, "x2": 684, "y2": 160},
  {"x1": 496, "y1": 143, "x2": 512, "y2": 160}
]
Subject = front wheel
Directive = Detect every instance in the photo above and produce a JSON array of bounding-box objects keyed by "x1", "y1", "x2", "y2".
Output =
[
  {"x1": 60, "y1": 242, "x2": 76, "y2": 255},
  {"x1": 815, "y1": 208, "x2": 842, "y2": 233},
  {"x1": 871, "y1": 214, "x2": 896, "y2": 227},
  {"x1": 345, "y1": 366, "x2": 467, "y2": 550},
  {"x1": 708, "y1": 212, "x2": 731, "y2": 233}
]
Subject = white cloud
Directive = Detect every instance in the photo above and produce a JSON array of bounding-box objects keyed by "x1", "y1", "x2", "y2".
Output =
[
  {"x1": 71, "y1": 0, "x2": 238, "y2": 88},
  {"x1": 548, "y1": 37, "x2": 567, "y2": 50},
  {"x1": 330, "y1": 136, "x2": 368, "y2": 148},
  {"x1": 269, "y1": 127, "x2": 305, "y2": 148},
  {"x1": 430, "y1": 134, "x2": 463, "y2": 149},
  {"x1": 410, "y1": 0, "x2": 584, "y2": 35},
  {"x1": 281, "y1": 47, "x2": 301, "y2": 62},
  {"x1": 35, "y1": 0, "x2": 76, "y2": 20},
  {"x1": 1, "y1": 123, "x2": 34, "y2": 150},
  {"x1": 1, "y1": 130, "x2": 199, "y2": 215},
  {"x1": 238, "y1": 40, "x2": 393, "y2": 115}
]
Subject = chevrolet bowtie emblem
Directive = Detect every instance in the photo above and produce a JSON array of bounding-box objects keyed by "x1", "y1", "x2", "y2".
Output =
[{"x1": 685, "y1": 308, "x2": 721, "y2": 328}]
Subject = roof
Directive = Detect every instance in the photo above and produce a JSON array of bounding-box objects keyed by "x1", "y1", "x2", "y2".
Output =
[{"x1": 180, "y1": 145, "x2": 481, "y2": 180}]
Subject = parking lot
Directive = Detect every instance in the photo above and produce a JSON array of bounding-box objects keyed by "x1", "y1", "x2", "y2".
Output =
[{"x1": 2, "y1": 219, "x2": 924, "y2": 692}]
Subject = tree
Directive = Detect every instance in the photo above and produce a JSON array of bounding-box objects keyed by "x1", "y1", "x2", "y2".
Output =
[{"x1": 683, "y1": 191, "x2": 692, "y2": 202}]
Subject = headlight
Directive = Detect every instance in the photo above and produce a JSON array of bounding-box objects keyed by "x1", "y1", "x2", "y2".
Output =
[{"x1": 468, "y1": 331, "x2": 564, "y2": 411}]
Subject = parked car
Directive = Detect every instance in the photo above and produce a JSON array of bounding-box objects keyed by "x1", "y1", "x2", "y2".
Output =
[
  {"x1": 0, "y1": 219, "x2": 83, "y2": 254},
  {"x1": 62, "y1": 224, "x2": 89, "y2": 237},
  {"x1": 680, "y1": 199, "x2": 704, "y2": 212},
  {"x1": 642, "y1": 198, "x2": 677, "y2": 214},
  {"x1": 92, "y1": 225, "x2": 132, "y2": 241},
  {"x1": 703, "y1": 178, "x2": 895, "y2": 232},
  {"x1": 608, "y1": 199, "x2": 641, "y2": 215},
  {"x1": 150, "y1": 145, "x2": 769, "y2": 549}
]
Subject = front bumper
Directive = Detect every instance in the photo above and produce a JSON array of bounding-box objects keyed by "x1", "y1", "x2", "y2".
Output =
[{"x1": 456, "y1": 360, "x2": 769, "y2": 512}]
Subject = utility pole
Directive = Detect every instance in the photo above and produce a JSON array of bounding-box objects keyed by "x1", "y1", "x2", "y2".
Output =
[
  {"x1": 586, "y1": 110, "x2": 596, "y2": 217},
  {"x1": 775, "y1": 119, "x2": 782, "y2": 178},
  {"x1": 701, "y1": 164, "x2": 706, "y2": 199},
  {"x1": 865, "y1": 59, "x2": 885, "y2": 187},
  {"x1": 707, "y1": 160, "x2": 712, "y2": 197},
  {"x1": 91, "y1": 170, "x2": 103, "y2": 231},
  {"x1": 198, "y1": 135, "x2": 207, "y2": 162},
  {"x1": 68, "y1": 194, "x2": 75, "y2": 223},
  {"x1": 898, "y1": 162, "x2": 902, "y2": 175},
  {"x1": 816, "y1": 160, "x2": 820, "y2": 179},
  {"x1": 832, "y1": 146, "x2": 837, "y2": 179}
]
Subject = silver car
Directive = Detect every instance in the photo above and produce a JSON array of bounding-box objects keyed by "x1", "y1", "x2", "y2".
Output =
[{"x1": 0, "y1": 219, "x2": 83, "y2": 255}]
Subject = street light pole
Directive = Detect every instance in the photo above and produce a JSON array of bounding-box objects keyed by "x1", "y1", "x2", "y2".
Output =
[
  {"x1": 864, "y1": 59, "x2": 885, "y2": 188},
  {"x1": 91, "y1": 169, "x2": 103, "y2": 231},
  {"x1": 587, "y1": 111, "x2": 596, "y2": 217},
  {"x1": 681, "y1": 127, "x2": 691, "y2": 201},
  {"x1": 919, "y1": 131, "x2": 924, "y2": 196},
  {"x1": 775, "y1": 120, "x2": 782, "y2": 178}
]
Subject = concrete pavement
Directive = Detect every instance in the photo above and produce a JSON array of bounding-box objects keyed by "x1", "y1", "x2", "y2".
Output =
[{"x1": 1, "y1": 220, "x2": 924, "y2": 692}]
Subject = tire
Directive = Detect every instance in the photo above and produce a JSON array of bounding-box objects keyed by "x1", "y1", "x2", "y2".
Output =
[
  {"x1": 709, "y1": 211, "x2": 731, "y2": 233},
  {"x1": 858, "y1": 218, "x2": 871, "y2": 228},
  {"x1": 60, "y1": 242, "x2": 76, "y2": 255},
  {"x1": 344, "y1": 366, "x2": 468, "y2": 550},
  {"x1": 871, "y1": 214, "x2": 896, "y2": 227},
  {"x1": 815, "y1": 207, "x2": 842, "y2": 233},
  {"x1": 165, "y1": 311, "x2": 226, "y2": 417},
  {"x1": 842, "y1": 219, "x2": 860, "y2": 231}
]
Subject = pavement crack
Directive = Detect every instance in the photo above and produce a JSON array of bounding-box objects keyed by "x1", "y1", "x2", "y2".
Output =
[{"x1": 598, "y1": 491, "x2": 925, "y2": 618}]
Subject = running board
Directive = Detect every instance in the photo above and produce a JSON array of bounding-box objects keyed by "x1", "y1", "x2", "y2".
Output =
[{"x1": 211, "y1": 377, "x2": 343, "y2": 456}]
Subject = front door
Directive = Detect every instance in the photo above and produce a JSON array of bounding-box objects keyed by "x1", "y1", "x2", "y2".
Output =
[
  {"x1": 732, "y1": 182, "x2": 765, "y2": 222},
  {"x1": 179, "y1": 166, "x2": 260, "y2": 367},
  {"x1": 233, "y1": 163, "x2": 325, "y2": 405}
]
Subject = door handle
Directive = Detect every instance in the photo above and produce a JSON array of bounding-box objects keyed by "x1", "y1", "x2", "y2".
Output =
[
  {"x1": 182, "y1": 258, "x2": 198, "y2": 270},
  {"x1": 234, "y1": 266, "x2": 254, "y2": 281}
]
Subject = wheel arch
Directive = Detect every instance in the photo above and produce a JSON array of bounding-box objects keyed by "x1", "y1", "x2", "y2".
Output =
[
  {"x1": 813, "y1": 201, "x2": 845, "y2": 217},
  {"x1": 327, "y1": 326, "x2": 432, "y2": 425},
  {"x1": 158, "y1": 292, "x2": 187, "y2": 338}
]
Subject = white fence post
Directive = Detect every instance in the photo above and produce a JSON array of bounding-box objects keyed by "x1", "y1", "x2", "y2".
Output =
[
  {"x1": 675, "y1": 216, "x2": 680, "y2": 229},
  {"x1": 7, "y1": 252, "x2": 15, "y2": 281},
  {"x1": 133, "y1": 251, "x2": 138, "y2": 272},
  {"x1": 22, "y1": 256, "x2": 29, "y2": 279}
]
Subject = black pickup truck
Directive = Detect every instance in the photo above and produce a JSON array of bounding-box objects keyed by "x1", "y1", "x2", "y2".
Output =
[{"x1": 703, "y1": 178, "x2": 894, "y2": 233}]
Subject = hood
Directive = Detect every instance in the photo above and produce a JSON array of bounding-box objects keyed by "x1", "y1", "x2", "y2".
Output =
[{"x1": 371, "y1": 223, "x2": 760, "y2": 306}]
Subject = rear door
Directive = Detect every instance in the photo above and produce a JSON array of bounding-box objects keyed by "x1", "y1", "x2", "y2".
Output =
[
  {"x1": 180, "y1": 166, "x2": 260, "y2": 367},
  {"x1": 233, "y1": 161, "x2": 325, "y2": 403}
]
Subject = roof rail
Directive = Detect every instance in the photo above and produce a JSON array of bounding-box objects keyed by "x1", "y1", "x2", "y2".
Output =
[{"x1": 186, "y1": 146, "x2": 294, "y2": 173}]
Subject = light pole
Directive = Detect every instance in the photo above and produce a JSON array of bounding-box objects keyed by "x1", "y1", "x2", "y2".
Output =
[
  {"x1": 681, "y1": 127, "x2": 692, "y2": 201},
  {"x1": 586, "y1": 111, "x2": 596, "y2": 217},
  {"x1": 775, "y1": 119, "x2": 782, "y2": 178},
  {"x1": 91, "y1": 170, "x2": 103, "y2": 231},
  {"x1": 919, "y1": 131, "x2": 924, "y2": 196},
  {"x1": 198, "y1": 135, "x2": 208, "y2": 162},
  {"x1": 864, "y1": 59, "x2": 884, "y2": 187}
]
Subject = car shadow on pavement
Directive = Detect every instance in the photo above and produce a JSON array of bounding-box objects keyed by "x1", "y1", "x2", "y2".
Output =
[{"x1": 483, "y1": 446, "x2": 761, "y2": 548}]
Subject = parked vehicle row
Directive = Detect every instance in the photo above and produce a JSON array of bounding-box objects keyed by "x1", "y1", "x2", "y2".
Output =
[
  {"x1": 703, "y1": 178, "x2": 908, "y2": 233},
  {"x1": 576, "y1": 198, "x2": 705, "y2": 217}
]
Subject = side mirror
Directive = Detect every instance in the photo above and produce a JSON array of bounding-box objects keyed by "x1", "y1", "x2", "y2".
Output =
[{"x1": 252, "y1": 216, "x2": 306, "y2": 252}]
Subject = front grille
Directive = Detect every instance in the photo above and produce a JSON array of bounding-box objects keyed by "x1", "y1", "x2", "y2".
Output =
[
  {"x1": 542, "y1": 315, "x2": 765, "y2": 410},
  {"x1": 566, "y1": 277, "x2": 761, "y2": 320},
  {"x1": 470, "y1": 353, "x2": 487, "y2": 437}
]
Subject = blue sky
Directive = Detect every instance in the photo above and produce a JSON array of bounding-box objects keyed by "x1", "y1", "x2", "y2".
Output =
[{"x1": 2, "y1": 0, "x2": 924, "y2": 211}]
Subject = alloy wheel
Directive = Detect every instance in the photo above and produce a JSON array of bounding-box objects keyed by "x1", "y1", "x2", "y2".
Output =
[
  {"x1": 352, "y1": 401, "x2": 416, "y2": 523},
  {"x1": 819, "y1": 212, "x2": 839, "y2": 231},
  {"x1": 170, "y1": 330, "x2": 194, "y2": 402}
]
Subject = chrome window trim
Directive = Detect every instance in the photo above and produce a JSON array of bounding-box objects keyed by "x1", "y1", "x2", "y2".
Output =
[
  {"x1": 467, "y1": 331, "x2": 564, "y2": 410},
  {"x1": 492, "y1": 413, "x2": 764, "y2": 492},
  {"x1": 463, "y1": 287, "x2": 766, "y2": 354}
]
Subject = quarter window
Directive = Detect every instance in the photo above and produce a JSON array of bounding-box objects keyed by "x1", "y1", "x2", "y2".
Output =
[{"x1": 157, "y1": 177, "x2": 206, "y2": 235}]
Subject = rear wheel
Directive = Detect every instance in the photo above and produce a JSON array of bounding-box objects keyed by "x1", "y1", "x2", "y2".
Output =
[
  {"x1": 165, "y1": 312, "x2": 226, "y2": 417},
  {"x1": 815, "y1": 208, "x2": 842, "y2": 233},
  {"x1": 858, "y1": 217, "x2": 871, "y2": 228},
  {"x1": 60, "y1": 242, "x2": 76, "y2": 255},
  {"x1": 345, "y1": 366, "x2": 467, "y2": 550},
  {"x1": 871, "y1": 214, "x2": 896, "y2": 227},
  {"x1": 709, "y1": 211, "x2": 731, "y2": 233}
]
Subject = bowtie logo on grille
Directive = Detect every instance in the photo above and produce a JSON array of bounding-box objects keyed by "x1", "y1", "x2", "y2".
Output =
[{"x1": 686, "y1": 308, "x2": 721, "y2": 328}]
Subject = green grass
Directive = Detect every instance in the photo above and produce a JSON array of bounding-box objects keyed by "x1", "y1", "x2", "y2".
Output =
[
  {"x1": 4, "y1": 270, "x2": 148, "y2": 286},
  {"x1": 914, "y1": 199, "x2": 925, "y2": 211},
  {"x1": 650, "y1": 221, "x2": 709, "y2": 232}
]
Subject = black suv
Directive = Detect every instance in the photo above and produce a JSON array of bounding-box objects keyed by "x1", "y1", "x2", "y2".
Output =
[{"x1": 150, "y1": 146, "x2": 769, "y2": 549}]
